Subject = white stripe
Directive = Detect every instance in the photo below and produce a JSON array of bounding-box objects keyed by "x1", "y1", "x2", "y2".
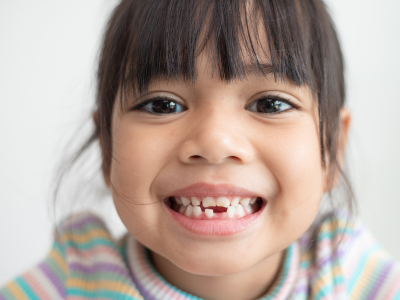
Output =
[
  {"x1": 68, "y1": 253, "x2": 125, "y2": 267},
  {"x1": 374, "y1": 262, "x2": 400, "y2": 300},
  {"x1": 29, "y1": 268, "x2": 63, "y2": 300}
]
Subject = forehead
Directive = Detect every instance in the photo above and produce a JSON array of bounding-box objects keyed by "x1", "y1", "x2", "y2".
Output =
[{"x1": 120, "y1": 0, "x2": 312, "y2": 96}]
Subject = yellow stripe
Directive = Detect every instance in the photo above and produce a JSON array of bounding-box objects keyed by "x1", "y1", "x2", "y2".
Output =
[
  {"x1": 59, "y1": 228, "x2": 112, "y2": 244},
  {"x1": 311, "y1": 264, "x2": 344, "y2": 297},
  {"x1": 351, "y1": 250, "x2": 388, "y2": 299},
  {"x1": 49, "y1": 247, "x2": 68, "y2": 275},
  {"x1": 67, "y1": 279, "x2": 142, "y2": 298},
  {"x1": 6, "y1": 282, "x2": 29, "y2": 300},
  {"x1": 319, "y1": 218, "x2": 348, "y2": 235}
]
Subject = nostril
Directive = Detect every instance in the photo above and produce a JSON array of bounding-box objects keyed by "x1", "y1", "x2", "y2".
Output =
[
  {"x1": 190, "y1": 155, "x2": 202, "y2": 159},
  {"x1": 227, "y1": 156, "x2": 241, "y2": 162}
]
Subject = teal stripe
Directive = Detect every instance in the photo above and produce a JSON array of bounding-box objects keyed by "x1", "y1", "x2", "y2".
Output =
[
  {"x1": 53, "y1": 240, "x2": 67, "y2": 257},
  {"x1": 144, "y1": 249, "x2": 204, "y2": 300},
  {"x1": 318, "y1": 228, "x2": 354, "y2": 241},
  {"x1": 347, "y1": 244, "x2": 381, "y2": 293},
  {"x1": 65, "y1": 238, "x2": 118, "y2": 251},
  {"x1": 314, "y1": 275, "x2": 346, "y2": 299},
  {"x1": 361, "y1": 258, "x2": 389, "y2": 298},
  {"x1": 15, "y1": 278, "x2": 40, "y2": 300},
  {"x1": 44, "y1": 254, "x2": 67, "y2": 282},
  {"x1": 68, "y1": 288, "x2": 142, "y2": 299},
  {"x1": 393, "y1": 287, "x2": 400, "y2": 300}
]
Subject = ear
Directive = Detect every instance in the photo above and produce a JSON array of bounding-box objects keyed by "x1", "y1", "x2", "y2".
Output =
[
  {"x1": 323, "y1": 107, "x2": 352, "y2": 192},
  {"x1": 337, "y1": 107, "x2": 352, "y2": 166},
  {"x1": 93, "y1": 111, "x2": 112, "y2": 188}
]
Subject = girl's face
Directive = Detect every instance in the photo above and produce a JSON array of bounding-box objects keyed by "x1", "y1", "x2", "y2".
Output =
[{"x1": 109, "y1": 53, "x2": 325, "y2": 276}]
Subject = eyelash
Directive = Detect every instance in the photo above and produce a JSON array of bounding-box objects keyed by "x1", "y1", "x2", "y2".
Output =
[
  {"x1": 131, "y1": 95, "x2": 299, "y2": 115},
  {"x1": 246, "y1": 94, "x2": 299, "y2": 115},
  {"x1": 131, "y1": 96, "x2": 186, "y2": 115}
]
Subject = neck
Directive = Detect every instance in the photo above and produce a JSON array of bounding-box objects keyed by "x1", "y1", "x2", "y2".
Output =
[{"x1": 151, "y1": 250, "x2": 284, "y2": 300}]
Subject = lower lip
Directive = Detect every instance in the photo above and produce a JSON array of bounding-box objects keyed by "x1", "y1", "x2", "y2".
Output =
[{"x1": 165, "y1": 200, "x2": 266, "y2": 236}]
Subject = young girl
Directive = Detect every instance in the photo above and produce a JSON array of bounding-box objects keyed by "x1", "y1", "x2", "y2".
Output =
[{"x1": 1, "y1": 0, "x2": 400, "y2": 299}]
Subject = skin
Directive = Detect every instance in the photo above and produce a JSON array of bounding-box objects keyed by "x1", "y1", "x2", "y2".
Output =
[{"x1": 107, "y1": 52, "x2": 351, "y2": 300}]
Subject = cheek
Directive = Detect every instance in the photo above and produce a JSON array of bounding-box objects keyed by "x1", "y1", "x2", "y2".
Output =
[
  {"x1": 110, "y1": 122, "x2": 175, "y2": 198},
  {"x1": 109, "y1": 121, "x2": 177, "y2": 241},
  {"x1": 257, "y1": 123, "x2": 323, "y2": 235}
]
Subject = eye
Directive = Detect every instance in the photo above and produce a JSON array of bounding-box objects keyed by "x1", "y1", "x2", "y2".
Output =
[
  {"x1": 247, "y1": 95, "x2": 294, "y2": 114},
  {"x1": 133, "y1": 96, "x2": 186, "y2": 115}
]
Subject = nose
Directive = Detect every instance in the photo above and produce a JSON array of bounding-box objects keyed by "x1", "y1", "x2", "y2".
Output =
[{"x1": 178, "y1": 111, "x2": 254, "y2": 165}]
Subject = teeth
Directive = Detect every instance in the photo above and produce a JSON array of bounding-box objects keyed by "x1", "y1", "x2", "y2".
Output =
[
  {"x1": 205, "y1": 209, "x2": 213, "y2": 218},
  {"x1": 216, "y1": 197, "x2": 230, "y2": 208},
  {"x1": 181, "y1": 197, "x2": 191, "y2": 206},
  {"x1": 203, "y1": 197, "x2": 216, "y2": 207},
  {"x1": 193, "y1": 206, "x2": 202, "y2": 217},
  {"x1": 236, "y1": 204, "x2": 245, "y2": 217},
  {"x1": 227, "y1": 206, "x2": 236, "y2": 218},
  {"x1": 175, "y1": 196, "x2": 260, "y2": 218},
  {"x1": 231, "y1": 197, "x2": 240, "y2": 207},
  {"x1": 185, "y1": 205, "x2": 194, "y2": 217},
  {"x1": 191, "y1": 197, "x2": 200, "y2": 206},
  {"x1": 240, "y1": 197, "x2": 250, "y2": 206}
]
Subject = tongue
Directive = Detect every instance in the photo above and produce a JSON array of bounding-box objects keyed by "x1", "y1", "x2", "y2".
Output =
[{"x1": 200, "y1": 203, "x2": 227, "y2": 213}]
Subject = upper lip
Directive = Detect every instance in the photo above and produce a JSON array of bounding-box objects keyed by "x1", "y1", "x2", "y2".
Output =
[{"x1": 168, "y1": 182, "x2": 262, "y2": 198}]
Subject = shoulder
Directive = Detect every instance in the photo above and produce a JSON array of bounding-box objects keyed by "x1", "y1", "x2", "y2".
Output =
[
  {"x1": 299, "y1": 210, "x2": 400, "y2": 300},
  {"x1": 0, "y1": 212, "x2": 142, "y2": 300}
]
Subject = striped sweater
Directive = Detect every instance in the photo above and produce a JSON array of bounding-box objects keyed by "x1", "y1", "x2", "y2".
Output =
[{"x1": 1, "y1": 211, "x2": 399, "y2": 299}]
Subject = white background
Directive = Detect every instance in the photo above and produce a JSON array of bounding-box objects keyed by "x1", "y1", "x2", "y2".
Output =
[{"x1": 1, "y1": 0, "x2": 399, "y2": 286}]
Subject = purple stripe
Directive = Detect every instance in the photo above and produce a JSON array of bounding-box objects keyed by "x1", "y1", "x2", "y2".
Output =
[
  {"x1": 293, "y1": 284, "x2": 308, "y2": 295},
  {"x1": 366, "y1": 261, "x2": 394, "y2": 300},
  {"x1": 130, "y1": 271, "x2": 156, "y2": 300},
  {"x1": 59, "y1": 215, "x2": 103, "y2": 231},
  {"x1": 70, "y1": 262, "x2": 131, "y2": 279},
  {"x1": 39, "y1": 262, "x2": 66, "y2": 297},
  {"x1": 0, "y1": 293, "x2": 7, "y2": 300}
]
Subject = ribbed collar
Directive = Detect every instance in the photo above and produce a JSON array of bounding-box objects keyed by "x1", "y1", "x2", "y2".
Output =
[{"x1": 126, "y1": 236, "x2": 299, "y2": 300}]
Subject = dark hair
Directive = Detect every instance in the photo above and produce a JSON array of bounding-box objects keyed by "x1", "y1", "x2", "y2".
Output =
[{"x1": 55, "y1": 0, "x2": 354, "y2": 216}]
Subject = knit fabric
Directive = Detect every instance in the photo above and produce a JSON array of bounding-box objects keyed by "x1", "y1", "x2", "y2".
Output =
[{"x1": 1, "y1": 211, "x2": 399, "y2": 300}]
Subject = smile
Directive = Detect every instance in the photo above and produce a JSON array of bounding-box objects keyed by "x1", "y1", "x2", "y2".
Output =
[
  {"x1": 168, "y1": 196, "x2": 263, "y2": 220},
  {"x1": 163, "y1": 183, "x2": 267, "y2": 235}
]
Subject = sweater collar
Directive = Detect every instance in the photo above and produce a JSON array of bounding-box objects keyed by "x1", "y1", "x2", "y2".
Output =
[{"x1": 126, "y1": 236, "x2": 299, "y2": 300}]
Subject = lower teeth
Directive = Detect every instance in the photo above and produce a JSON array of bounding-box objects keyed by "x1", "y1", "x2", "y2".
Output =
[{"x1": 171, "y1": 198, "x2": 260, "y2": 219}]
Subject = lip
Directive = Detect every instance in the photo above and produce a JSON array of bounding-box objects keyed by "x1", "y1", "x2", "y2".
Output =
[
  {"x1": 169, "y1": 182, "x2": 262, "y2": 197},
  {"x1": 165, "y1": 200, "x2": 266, "y2": 236},
  {"x1": 164, "y1": 183, "x2": 266, "y2": 236}
]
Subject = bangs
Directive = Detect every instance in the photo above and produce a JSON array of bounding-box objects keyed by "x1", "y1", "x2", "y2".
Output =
[{"x1": 114, "y1": 0, "x2": 315, "y2": 95}]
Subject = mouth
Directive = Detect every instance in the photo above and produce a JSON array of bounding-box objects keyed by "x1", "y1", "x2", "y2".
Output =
[{"x1": 166, "y1": 196, "x2": 264, "y2": 220}]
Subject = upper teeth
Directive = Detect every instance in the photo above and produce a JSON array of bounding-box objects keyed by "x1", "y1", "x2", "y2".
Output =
[
  {"x1": 203, "y1": 197, "x2": 216, "y2": 207},
  {"x1": 176, "y1": 196, "x2": 257, "y2": 208}
]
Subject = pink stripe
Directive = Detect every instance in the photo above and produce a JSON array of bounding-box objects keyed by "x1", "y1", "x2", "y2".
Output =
[
  {"x1": 274, "y1": 243, "x2": 299, "y2": 299},
  {"x1": 383, "y1": 276, "x2": 400, "y2": 299},
  {"x1": 67, "y1": 244, "x2": 120, "y2": 258},
  {"x1": 366, "y1": 261, "x2": 393, "y2": 300},
  {"x1": 23, "y1": 273, "x2": 52, "y2": 300},
  {"x1": 59, "y1": 214, "x2": 103, "y2": 231},
  {"x1": 136, "y1": 246, "x2": 174, "y2": 296},
  {"x1": 38, "y1": 263, "x2": 65, "y2": 298},
  {"x1": 135, "y1": 242, "x2": 183, "y2": 299}
]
